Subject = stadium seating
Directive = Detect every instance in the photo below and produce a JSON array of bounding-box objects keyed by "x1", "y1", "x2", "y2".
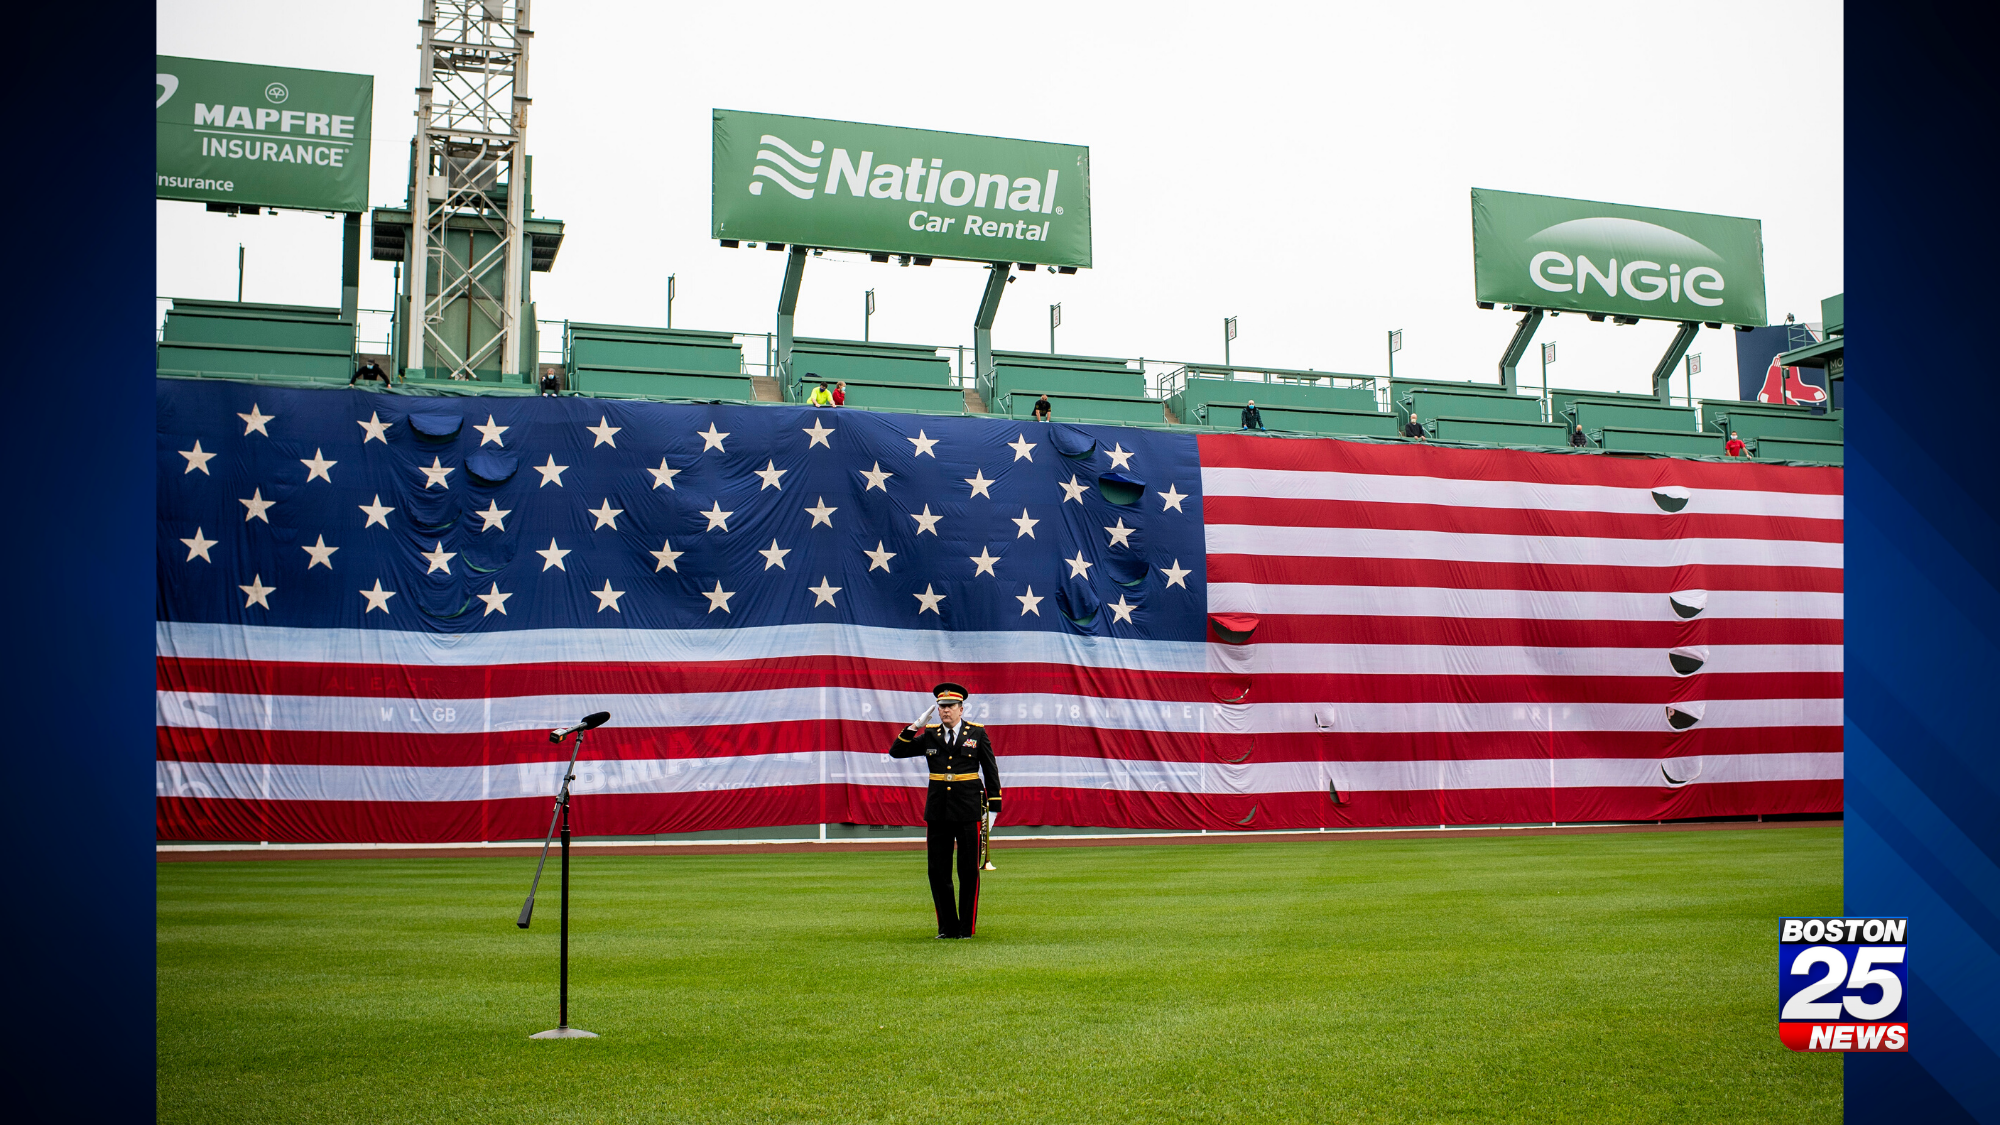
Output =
[
  {"x1": 1597, "y1": 426, "x2": 1733, "y2": 457},
  {"x1": 989, "y1": 351, "x2": 1146, "y2": 401},
  {"x1": 996, "y1": 388, "x2": 1166, "y2": 426},
  {"x1": 1168, "y1": 365, "x2": 1378, "y2": 428},
  {"x1": 1701, "y1": 400, "x2": 1844, "y2": 445},
  {"x1": 1752, "y1": 436, "x2": 1844, "y2": 464},
  {"x1": 565, "y1": 323, "x2": 753, "y2": 400},
  {"x1": 157, "y1": 298, "x2": 355, "y2": 382},
  {"x1": 1431, "y1": 417, "x2": 1569, "y2": 446}
]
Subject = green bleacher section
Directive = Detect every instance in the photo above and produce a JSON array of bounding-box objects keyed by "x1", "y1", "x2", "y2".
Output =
[
  {"x1": 157, "y1": 299, "x2": 355, "y2": 382},
  {"x1": 990, "y1": 351, "x2": 1145, "y2": 400},
  {"x1": 1201, "y1": 400, "x2": 1401, "y2": 438},
  {"x1": 788, "y1": 338, "x2": 961, "y2": 413},
  {"x1": 1700, "y1": 400, "x2": 1844, "y2": 445},
  {"x1": 1432, "y1": 417, "x2": 1568, "y2": 446},
  {"x1": 998, "y1": 389, "x2": 1165, "y2": 426},
  {"x1": 1752, "y1": 437, "x2": 1844, "y2": 464},
  {"x1": 1396, "y1": 382, "x2": 1543, "y2": 425},
  {"x1": 1168, "y1": 366, "x2": 1378, "y2": 429},
  {"x1": 565, "y1": 323, "x2": 751, "y2": 400},
  {"x1": 1598, "y1": 427, "x2": 1731, "y2": 457}
]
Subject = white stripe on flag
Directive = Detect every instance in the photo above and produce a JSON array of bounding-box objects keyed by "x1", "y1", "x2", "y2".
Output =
[
  {"x1": 1209, "y1": 643, "x2": 1842, "y2": 677},
  {"x1": 1208, "y1": 583, "x2": 1844, "y2": 622},
  {"x1": 1204, "y1": 523, "x2": 1844, "y2": 570}
]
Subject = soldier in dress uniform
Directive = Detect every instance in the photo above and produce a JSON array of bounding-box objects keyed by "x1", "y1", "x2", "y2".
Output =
[{"x1": 889, "y1": 682, "x2": 1002, "y2": 938}]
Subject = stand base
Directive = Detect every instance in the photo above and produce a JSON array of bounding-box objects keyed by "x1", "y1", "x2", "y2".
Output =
[{"x1": 530, "y1": 1027, "x2": 599, "y2": 1039}]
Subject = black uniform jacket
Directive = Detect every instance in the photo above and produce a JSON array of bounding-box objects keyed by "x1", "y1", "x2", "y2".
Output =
[{"x1": 889, "y1": 722, "x2": 1002, "y2": 824}]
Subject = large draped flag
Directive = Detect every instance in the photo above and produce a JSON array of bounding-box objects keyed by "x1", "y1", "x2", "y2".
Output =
[{"x1": 157, "y1": 379, "x2": 1841, "y2": 843}]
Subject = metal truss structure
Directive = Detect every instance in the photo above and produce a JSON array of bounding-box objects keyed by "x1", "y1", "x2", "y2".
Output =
[{"x1": 406, "y1": 0, "x2": 532, "y2": 380}]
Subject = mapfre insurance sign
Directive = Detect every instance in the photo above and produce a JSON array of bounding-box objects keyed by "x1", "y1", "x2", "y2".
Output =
[{"x1": 157, "y1": 56, "x2": 373, "y2": 213}]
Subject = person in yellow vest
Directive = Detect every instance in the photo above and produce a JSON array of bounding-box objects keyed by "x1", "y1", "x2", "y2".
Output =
[
  {"x1": 807, "y1": 381, "x2": 834, "y2": 407},
  {"x1": 889, "y1": 682, "x2": 1002, "y2": 938}
]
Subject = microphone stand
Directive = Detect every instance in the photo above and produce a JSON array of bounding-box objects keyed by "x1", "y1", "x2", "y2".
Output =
[{"x1": 520, "y1": 726, "x2": 598, "y2": 1039}]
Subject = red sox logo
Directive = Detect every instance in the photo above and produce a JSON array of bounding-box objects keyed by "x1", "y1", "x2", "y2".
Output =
[{"x1": 1757, "y1": 354, "x2": 1828, "y2": 406}]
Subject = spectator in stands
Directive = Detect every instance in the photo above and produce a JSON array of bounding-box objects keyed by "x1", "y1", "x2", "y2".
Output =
[
  {"x1": 539, "y1": 368, "x2": 562, "y2": 396},
  {"x1": 808, "y1": 381, "x2": 834, "y2": 407},
  {"x1": 833, "y1": 380, "x2": 846, "y2": 407},
  {"x1": 1570, "y1": 424, "x2": 1589, "y2": 448},
  {"x1": 350, "y1": 359, "x2": 390, "y2": 387},
  {"x1": 1403, "y1": 415, "x2": 1426, "y2": 441},
  {"x1": 1240, "y1": 399, "x2": 1265, "y2": 431},
  {"x1": 1725, "y1": 430, "x2": 1746, "y2": 458},
  {"x1": 1032, "y1": 394, "x2": 1051, "y2": 421}
]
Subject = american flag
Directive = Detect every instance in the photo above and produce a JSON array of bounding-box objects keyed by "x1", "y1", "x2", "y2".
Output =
[{"x1": 156, "y1": 379, "x2": 1840, "y2": 843}]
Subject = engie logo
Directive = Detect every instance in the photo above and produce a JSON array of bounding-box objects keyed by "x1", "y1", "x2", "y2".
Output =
[
  {"x1": 1778, "y1": 917, "x2": 1908, "y2": 1052},
  {"x1": 1526, "y1": 217, "x2": 1727, "y2": 308}
]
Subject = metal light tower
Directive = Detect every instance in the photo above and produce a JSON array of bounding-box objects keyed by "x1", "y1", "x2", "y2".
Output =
[{"x1": 407, "y1": 0, "x2": 534, "y2": 380}]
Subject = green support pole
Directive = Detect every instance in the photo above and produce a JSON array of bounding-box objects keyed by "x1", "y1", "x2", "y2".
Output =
[
  {"x1": 972, "y1": 262, "x2": 1009, "y2": 403},
  {"x1": 775, "y1": 246, "x2": 807, "y2": 399},
  {"x1": 1649, "y1": 321, "x2": 1702, "y2": 404},
  {"x1": 1496, "y1": 308, "x2": 1543, "y2": 393},
  {"x1": 340, "y1": 212, "x2": 361, "y2": 324}
]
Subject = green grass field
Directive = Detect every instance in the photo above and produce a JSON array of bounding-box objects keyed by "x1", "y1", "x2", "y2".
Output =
[{"x1": 158, "y1": 827, "x2": 1841, "y2": 1124}]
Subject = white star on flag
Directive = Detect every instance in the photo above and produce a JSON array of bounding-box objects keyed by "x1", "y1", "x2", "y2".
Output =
[
  {"x1": 1065, "y1": 551, "x2": 1094, "y2": 579},
  {"x1": 239, "y1": 574, "x2": 275, "y2": 609},
  {"x1": 357, "y1": 412, "x2": 390, "y2": 443},
  {"x1": 592, "y1": 580, "x2": 626, "y2": 613},
  {"x1": 651, "y1": 539, "x2": 684, "y2": 572},
  {"x1": 1107, "y1": 595, "x2": 1137, "y2": 623},
  {"x1": 1157, "y1": 484, "x2": 1188, "y2": 512},
  {"x1": 1059, "y1": 475, "x2": 1089, "y2": 503},
  {"x1": 969, "y1": 547, "x2": 1000, "y2": 576},
  {"x1": 1016, "y1": 586, "x2": 1044, "y2": 616},
  {"x1": 180, "y1": 440, "x2": 217, "y2": 475},
  {"x1": 1104, "y1": 518, "x2": 1136, "y2": 547},
  {"x1": 420, "y1": 540, "x2": 455, "y2": 574},
  {"x1": 360, "y1": 579, "x2": 397, "y2": 614},
  {"x1": 474, "y1": 414, "x2": 509, "y2": 446},
  {"x1": 1160, "y1": 560, "x2": 1191, "y2": 589},
  {"x1": 808, "y1": 577, "x2": 841, "y2": 607},
  {"x1": 237, "y1": 404, "x2": 274, "y2": 436},
  {"x1": 304, "y1": 535, "x2": 340, "y2": 570},
  {"x1": 805, "y1": 497, "x2": 838, "y2": 528},
  {"x1": 965, "y1": 469, "x2": 996, "y2": 498},
  {"x1": 534, "y1": 455, "x2": 569, "y2": 487},
  {"x1": 702, "y1": 580, "x2": 735, "y2": 613},
  {"x1": 914, "y1": 584, "x2": 946, "y2": 615},
  {"x1": 587, "y1": 416, "x2": 622, "y2": 447},
  {"x1": 359, "y1": 495, "x2": 396, "y2": 528},
  {"x1": 758, "y1": 539, "x2": 792, "y2": 570},
  {"x1": 537, "y1": 539, "x2": 571, "y2": 571},
  {"x1": 419, "y1": 457, "x2": 455, "y2": 489},
  {"x1": 474, "y1": 500, "x2": 511, "y2": 531},
  {"x1": 865, "y1": 542, "x2": 897, "y2": 572},
  {"x1": 910, "y1": 505, "x2": 943, "y2": 535},
  {"x1": 240, "y1": 488, "x2": 275, "y2": 523},
  {"x1": 589, "y1": 500, "x2": 624, "y2": 530},
  {"x1": 860, "y1": 461, "x2": 894, "y2": 492},
  {"x1": 753, "y1": 460, "x2": 788, "y2": 490},
  {"x1": 1104, "y1": 443, "x2": 1135, "y2": 469},
  {"x1": 1008, "y1": 434, "x2": 1036, "y2": 461},
  {"x1": 908, "y1": 430, "x2": 939, "y2": 457},
  {"x1": 698, "y1": 423, "x2": 730, "y2": 451},
  {"x1": 1012, "y1": 508, "x2": 1040, "y2": 538},
  {"x1": 477, "y1": 582, "x2": 512, "y2": 615},
  {"x1": 647, "y1": 458, "x2": 681, "y2": 490},
  {"x1": 701, "y1": 501, "x2": 734, "y2": 531},
  {"x1": 802, "y1": 418, "x2": 835, "y2": 448},
  {"x1": 180, "y1": 528, "x2": 217, "y2": 563},
  {"x1": 300, "y1": 448, "x2": 337, "y2": 483}
]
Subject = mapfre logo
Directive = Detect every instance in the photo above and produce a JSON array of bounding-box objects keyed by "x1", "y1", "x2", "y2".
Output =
[
  {"x1": 1526, "y1": 216, "x2": 1727, "y2": 308},
  {"x1": 749, "y1": 135, "x2": 824, "y2": 199}
]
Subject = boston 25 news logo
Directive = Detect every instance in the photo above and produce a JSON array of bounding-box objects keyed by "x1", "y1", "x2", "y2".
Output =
[{"x1": 1779, "y1": 917, "x2": 1908, "y2": 1052}]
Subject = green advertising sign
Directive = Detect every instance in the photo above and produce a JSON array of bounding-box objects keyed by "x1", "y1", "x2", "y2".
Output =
[
  {"x1": 1471, "y1": 188, "x2": 1766, "y2": 326},
  {"x1": 712, "y1": 110, "x2": 1091, "y2": 268},
  {"x1": 157, "y1": 56, "x2": 373, "y2": 213}
]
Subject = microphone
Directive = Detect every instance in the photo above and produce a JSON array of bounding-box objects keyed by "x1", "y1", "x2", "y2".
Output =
[{"x1": 548, "y1": 711, "x2": 611, "y2": 743}]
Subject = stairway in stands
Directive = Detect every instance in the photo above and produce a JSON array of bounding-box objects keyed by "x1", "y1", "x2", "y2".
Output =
[
  {"x1": 750, "y1": 375, "x2": 784, "y2": 403},
  {"x1": 963, "y1": 387, "x2": 988, "y2": 413}
]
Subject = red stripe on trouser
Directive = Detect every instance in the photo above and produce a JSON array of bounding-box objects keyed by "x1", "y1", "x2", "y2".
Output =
[{"x1": 157, "y1": 779, "x2": 1839, "y2": 843}]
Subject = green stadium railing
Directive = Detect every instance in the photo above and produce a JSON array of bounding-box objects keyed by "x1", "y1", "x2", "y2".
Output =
[
  {"x1": 1571, "y1": 400, "x2": 1698, "y2": 434},
  {"x1": 567, "y1": 366, "x2": 756, "y2": 400},
  {"x1": 1406, "y1": 388, "x2": 1544, "y2": 427},
  {"x1": 1431, "y1": 416, "x2": 1568, "y2": 446},
  {"x1": 1597, "y1": 426, "x2": 1733, "y2": 457},
  {"x1": 564, "y1": 323, "x2": 745, "y2": 379},
  {"x1": 1194, "y1": 399, "x2": 1401, "y2": 438},
  {"x1": 997, "y1": 388, "x2": 1165, "y2": 426},
  {"x1": 789, "y1": 338, "x2": 953, "y2": 401},
  {"x1": 827, "y1": 378, "x2": 968, "y2": 414},
  {"x1": 1753, "y1": 436, "x2": 1844, "y2": 464},
  {"x1": 988, "y1": 351, "x2": 1146, "y2": 404}
]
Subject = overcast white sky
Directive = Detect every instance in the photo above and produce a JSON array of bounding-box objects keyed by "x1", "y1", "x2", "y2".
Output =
[{"x1": 158, "y1": 1, "x2": 1842, "y2": 399}]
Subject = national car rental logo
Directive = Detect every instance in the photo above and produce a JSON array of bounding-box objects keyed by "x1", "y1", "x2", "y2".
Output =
[{"x1": 749, "y1": 135, "x2": 824, "y2": 199}]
